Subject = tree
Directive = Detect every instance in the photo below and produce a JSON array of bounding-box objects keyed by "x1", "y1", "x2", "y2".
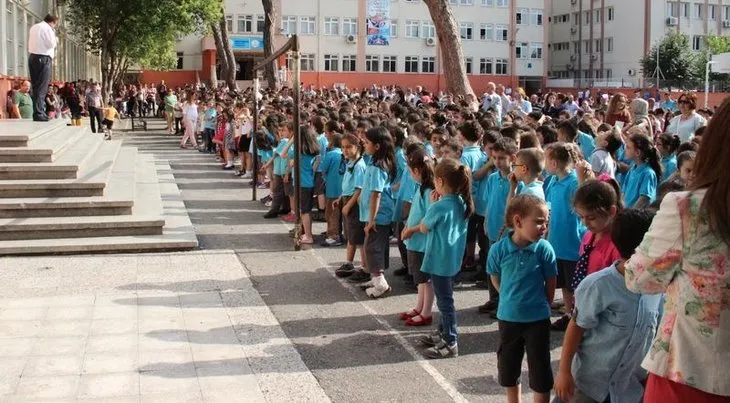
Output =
[
  {"x1": 211, "y1": 15, "x2": 238, "y2": 91},
  {"x1": 641, "y1": 32, "x2": 700, "y2": 88},
  {"x1": 262, "y1": 0, "x2": 280, "y2": 90},
  {"x1": 693, "y1": 34, "x2": 730, "y2": 86},
  {"x1": 423, "y1": 0, "x2": 474, "y2": 97}
]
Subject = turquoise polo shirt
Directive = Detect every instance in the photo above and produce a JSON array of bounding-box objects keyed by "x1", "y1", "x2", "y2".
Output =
[
  {"x1": 315, "y1": 134, "x2": 328, "y2": 172},
  {"x1": 519, "y1": 180, "x2": 545, "y2": 200},
  {"x1": 359, "y1": 164, "x2": 394, "y2": 225},
  {"x1": 545, "y1": 171, "x2": 584, "y2": 261},
  {"x1": 424, "y1": 142, "x2": 434, "y2": 157},
  {"x1": 393, "y1": 147, "x2": 407, "y2": 200},
  {"x1": 661, "y1": 155, "x2": 677, "y2": 182},
  {"x1": 577, "y1": 131, "x2": 596, "y2": 160},
  {"x1": 487, "y1": 234, "x2": 558, "y2": 322},
  {"x1": 272, "y1": 139, "x2": 288, "y2": 176},
  {"x1": 420, "y1": 194, "x2": 468, "y2": 277},
  {"x1": 341, "y1": 157, "x2": 366, "y2": 197},
  {"x1": 460, "y1": 145, "x2": 487, "y2": 195},
  {"x1": 363, "y1": 154, "x2": 372, "y2": 166},
  {"x1": 404, "y1": 184, "x2": 432, "y2": 253},
  {"x1": 623, "y1": 162, "x2": 657, "y2": 207},
  {"x1": 320, "y1": 148, "x2": 344, "y2": 198},
  {"x1": 480, "y1": 171, "x2": 522, "y2": 241},
  {"x1": 288, "y1": 147, "x2": 316, "y2": 188},
  {"x1": 393, "y1": 171, "x2": 417, "y2": 222},
  {"x1": 203, "y1": 109, "x2": 217, "y2": 130}
]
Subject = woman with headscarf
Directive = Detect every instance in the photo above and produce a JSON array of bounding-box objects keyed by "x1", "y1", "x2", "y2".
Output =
[{"x1": 623, "y1": 98, "x2": 654, "y2": 137}]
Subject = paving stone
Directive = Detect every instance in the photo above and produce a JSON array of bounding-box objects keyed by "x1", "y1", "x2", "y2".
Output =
[
  {"x1": 77, "y1": 373, "x2": 140, "y2": 399},
  {"x1": 23, "y1": 355, "x2": 84, "y2": 376},
  {"x1": 14, "y1": 375, "x2": 80, "y2": 399},
  {"x1": 82, "y1": 353, "x2": 139, "y2": 375},
  {"x1": 85, "y1": 334, "x2": 138, "y2": 354}
]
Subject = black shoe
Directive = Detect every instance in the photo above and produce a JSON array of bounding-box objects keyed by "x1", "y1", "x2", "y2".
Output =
[
  {"x1": 33, "y1": 117, "x2": 49, "y2": 122},
  {"x1": 550, "y1": 314, "x2": 571, "y2": 332},
  {"x1": 335, "y1": 263, "x2": 356, "y2": 278},
  {"x1": 478, "y1": 300, "x2": 499, "y2": 314},
  {"x1": 263, "y1": 211, "x2": 278, "y2": 219},
  {"x1": 393, "y1": 266, "x2": 408, "y2": 276},
  {"x1": 347, "y1": 270, "x2": 372, "y2": 283},
  {"x1": 489, "y1": 311, "x2": 498, "y2": 320},
  {"x1": 469, "y1": 270, "x2": 488, "y2": 282},
  {"x1": 278, "y1": 209, "x2": 291, "y2": 216},
  {"x1": 404, "y1": 274, "x2": 414, "y2": 285}
]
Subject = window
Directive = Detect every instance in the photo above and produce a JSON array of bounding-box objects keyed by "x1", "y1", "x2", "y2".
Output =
[
  {"x1": 281, "y1": 15, "x2": 297, "y2": 35},
  {"x1": 343, "y1": 18, "x2": 358, "y2": 36},
  {"x1": 324, "y1": 17, "x2": 340, "y2": 36},
  {"x1": 237, "y1": 15, "x2": 253, "y2": 33},
  {"x1": 694, "y1": 3, "x2": 703, "y2": 19},
  {"x1": 531, "y1": 9, "x2": 543, "y2": 25},
  {"x1": 583, "y1": 11, "x2": 591, "y2": 25},
  {"x1": 593, "y1": 9, "x2": 601, "y2": 24},
  {"x1": 594, "y1": 39, "x2": 602, "y2": 52},
  {"x1": 516, "y1": 42, "x2": 528, "y2": 59},
  {"x1": 405, "y1": 56, "x2": 419, "y2": 73},
  {"x1": 516, "y1": 8, "x2": 528, "y2": 25},
  {"x1": 709, "y1": 5, "x2": 717, "y2": 20},
  {"x1": 606, "y1": 37, "x2": 614, "y2": 52},
  {"x1": 725, "y1": 6, "x2": 730, "y2": 21},
  {"x1": 324, "y1": 54, "x2": 339, "y2": 71},
  {"x1": 422, "y1": 21, "x2": 436, "y2": 38},
  {"x1": 607, "y1": 7, "x2": 615, "y2": 21},
  {"x1": 460, "y1": 0, "x2": 473, "y2": 5},
  {"x1": 495, "y1": 58, "x2": 508, "y2": 75},
  {"x1": 480, "y1": 23, "x2": 493, "y2": 40},
  {"x1": 530, "y1": 43, "x2": 543, "y2": 59},
  {"x1": 422, "y1": 56, "x2": 436, "y2": 73},
  {"x1": 256, "y1": 15, "x2": 265, "y2": 32},
  {"x1": 682, "y1": 3, "x2": 690, "y2": 18},
  {"x1": 225, "y1": 15, "x2": 233, "y2": 32},
  {"x1": 405, "y1": 20, "x2": 420, "y2": 38},
  {"x1": 300, "y1": 17, "x2": 316, "y2": 35},
  {"x1": 595, "y1": 69, "x2": 602, "y2": 79},
  {"x1": 460, "y1": 23, "x2": 473, "y2": 40},
  {"x1": 495, "y1": 25, "x2": 508, "y2": 41},
  {"x1": 573, "y1": 41, "x2": 580, "y2": 54},
  {"x1": 176, "y1": 52, "x2": 183, "y2": 70},
  {"x1": 606, "y1": 69, "x2": 612, "y2": 79},
  {"x1": 342, "y1": 55, "x2": 357, "y2": 72},
  {"x1": 301, "y1": 54, "x2": 315, "y2": 71},
  {"x1": 366, "y1": 55, "x2": 380, "y2": 72},
  {"x1": 667, "y1": 3, "x2": 677, "y2": 18},
  {"x1": 573, "y1": 12, "x2": 579, "y2": 25},
  {"x1": 496, "y1": 0, "x2": 508, "y2": 7},
  {"x1": 383, "y1": 56, "x2": 397, "y2": 72},
  {"x1": 481, "y1": 0, "x2": 494, "y2": 5},
  {"x1": 390, "y1": 20, "x2": 398, "y2": 37},
  {"x1": 692, "y1": 35, "x2": 703, "y2": 51},
  {"x1": 584, "y1": 40, "x2": 591, "y2": 54},
  {"x1": 479, "y1": 57, "x2": 493, "y2": 74},
  {"x1": 465, "y1": 57, "x2": 473, "y2": 74}
]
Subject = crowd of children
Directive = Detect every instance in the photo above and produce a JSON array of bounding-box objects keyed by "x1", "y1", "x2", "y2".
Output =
[{"x1": 172, "y1": 83, "x2": 720, "y2": 402}]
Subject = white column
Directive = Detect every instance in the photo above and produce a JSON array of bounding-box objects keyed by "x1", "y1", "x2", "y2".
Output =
[
  {"x1": 12, "y1": 1, "x2": 18, "y2": 76},
  {"x1": 21, "y1": 7, "x2": 28, "y2": 77},
  {"x1": 0, "y1": 0, "x2": 7, "y2": 75}
]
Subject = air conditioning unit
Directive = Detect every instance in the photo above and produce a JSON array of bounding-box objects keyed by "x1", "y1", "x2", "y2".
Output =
[
  {"x1": 570, "y1": 26, "x2": 577, "y2": 34},
  {"x1": 346, "y1": 34, "x2": 357, "y2": 44},
  {"x1": 628, "y1": 69, "x2": 636, "y2": 76},
  {"x1": 723, "y1": 20, "x2": 730, "y2": 28},
  {"x1": 425, "y1": 37, "x2": 436, "y2": 47},
  {"x1": 591, "y1": 54, "x2": 598, "y2": 61},
  {"x1": 570, "y1": 54, "x2": 577, "y2": 61},
  {"x1": 666, "y1": 17, "x2": 678, "y2": 26},
  {"x1": 566, "y1": 63, "x2": 574, "y2": 70}
]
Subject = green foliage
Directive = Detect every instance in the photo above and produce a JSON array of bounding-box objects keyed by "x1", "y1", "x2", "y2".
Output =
[{"x1": 641, "y1": 32, "x2": 700, "y2": 85}]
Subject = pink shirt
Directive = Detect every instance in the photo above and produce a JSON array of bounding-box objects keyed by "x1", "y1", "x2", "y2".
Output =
[{"x1": 579, "y1": 231, "x2": 622, "y2": 275}]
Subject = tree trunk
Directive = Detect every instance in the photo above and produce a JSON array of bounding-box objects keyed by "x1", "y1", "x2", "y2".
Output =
[
  {"x1": 210, "y1": 22, "x2": 227, "y2": 88},
  {"x1": 262, "y1": 0, "x2": 280, "y2": 90},
  {"x1": 422, "y1": 0, "x2": 474, "y2": 97},
  {"x1": 218, "y1": 19, "x2": 238, "y2": 91}
]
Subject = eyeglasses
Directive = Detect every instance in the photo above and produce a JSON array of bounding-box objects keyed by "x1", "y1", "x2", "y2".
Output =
[{"x1": 678, "y1": 100, "x2": 690, "y2": 105}]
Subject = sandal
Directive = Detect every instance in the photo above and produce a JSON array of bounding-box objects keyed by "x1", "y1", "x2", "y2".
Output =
[
  {"x1": 405, "y1": 314, "x2": 433, "y2": 327},
  {"x1": 299, "y1": 236, "x2": 314, "y2": 245},
  {"x1": 399, "y1": 309, "x2": 420, "y2": 321}
]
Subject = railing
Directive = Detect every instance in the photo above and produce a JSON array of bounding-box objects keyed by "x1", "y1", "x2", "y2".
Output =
[{"x1": 0, "y1": 0, "x2": 100, "y2": 82}]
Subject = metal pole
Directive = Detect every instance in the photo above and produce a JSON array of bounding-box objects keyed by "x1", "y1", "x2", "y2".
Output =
[
  {"x1": 704, "y1": 60, "x2": 713, "y2": 109},
  {"x1": 252, "y1": 74, "x2": 259, "y2": 201},
  {"x1": 292, "y1": 36, "x2": 302, "y2": 251},
  {"x1": 656, "y1": 45, "x2": 660, "y2": 90}
]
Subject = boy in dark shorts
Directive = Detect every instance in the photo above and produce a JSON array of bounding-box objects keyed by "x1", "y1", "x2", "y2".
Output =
[{"x1": 102, "y1": 101, "x2": 118, "y2": 140}]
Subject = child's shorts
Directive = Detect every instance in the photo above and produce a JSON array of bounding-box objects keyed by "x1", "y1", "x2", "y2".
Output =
[
  {"x1": 364, "y1": 224, "x2": 391, "y2": 273},
  {"x1": 556, "y1": 259, "x2": 578, "y2": 291},
  {"x1": 102, "y1": 119, "x2": 114, "y2": 130},
  {"x1": 284, "y1": 180, "x2": 294, "y2": 197},
  {"x1": 314, "y1": 172, "x2": 325, "y2": 196},
  {"x1": 300, "y1": 187, "x2": 314, "y2": 213},
  {"x1": 343, "y1": 197, "x2": 365, "y2": 245},
  {"x1": 407, "y1": 250, "x2": 429, "y2": 284},
  {"x1": 497, "y1": 319, "x2": 553, "y2": 394},
  {"x1": 467, "y1": 214, "x2": 485, "y2": 244}
]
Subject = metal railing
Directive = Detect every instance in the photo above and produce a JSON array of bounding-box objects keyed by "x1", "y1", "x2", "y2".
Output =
[{"x1": 0, "y1": 0, "x2": 100, "y2": 81}]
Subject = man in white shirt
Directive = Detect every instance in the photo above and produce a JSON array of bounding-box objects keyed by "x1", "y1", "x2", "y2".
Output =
[
  {"x1": 28, "y1": 14, "x2": 58, "y2": 122},
  {"x1": 481, "y1": 82, "x2": 502, "y2": 121},
  {"x1": 86, "y1": 84, "x2": 103, "y2": 133}
]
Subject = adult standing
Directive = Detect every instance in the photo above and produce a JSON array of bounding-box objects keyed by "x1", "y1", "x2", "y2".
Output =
[
  {"x1": 164, "y1": 90, "x2": 178, "y2": 135},
  {"x1": 480, "y1": 82, "x2": 502, "y2": 121},
  {"x1": 85, "y1": 84, "x2": 103, "y2": 133},
  {"x1": 667, "y1": 93, "x2": 706, "y2": 143},
  {"x1": 11, "y1": 80, "x2": 33, "y2": 119},
  {"x1": 180, "y1": 92, "x2": 199, "y2": 149},
  {"x1": 28, "y1": 14, "x2": 58, "y2": 122},
  {"x1": 624, "y1": 97, "x2": 730, "y2": 402},
  {"x1": 604, "y1": 93, "x2": 632, "y2": 127}
]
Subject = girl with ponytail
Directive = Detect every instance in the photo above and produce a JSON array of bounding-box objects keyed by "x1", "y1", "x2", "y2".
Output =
[
  {"x1": 655, "y1": 133, "x2": 681, "y2": 181},
  {"x1": 623, "y1": 133, "x2": 661, "y2": 208}
]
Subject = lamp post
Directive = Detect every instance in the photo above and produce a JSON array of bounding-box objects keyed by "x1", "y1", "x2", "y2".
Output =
[{"x1": 705, "y1": 60, "x2": 716, "y2": 109}]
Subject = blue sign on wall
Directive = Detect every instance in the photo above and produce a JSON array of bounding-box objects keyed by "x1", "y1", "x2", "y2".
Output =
[{"x1": 230, "y1": 37, "x2": 264, "y2": 51}]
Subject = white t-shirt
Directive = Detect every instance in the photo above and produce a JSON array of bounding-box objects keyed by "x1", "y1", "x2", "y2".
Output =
[
  {"x1": 667, "y1": 112, "x2": 706, "y2": 143},
  {"x1": 590, "y1": 148, "x2": 617, "y2": 178},
  {"x1": 182, "y1": 102, "x2": 198, "y2": 122}
]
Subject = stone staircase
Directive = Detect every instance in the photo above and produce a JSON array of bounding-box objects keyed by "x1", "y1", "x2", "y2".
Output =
[{"x1": 0, "y1": 120, "x2": 198, "y2": 255}]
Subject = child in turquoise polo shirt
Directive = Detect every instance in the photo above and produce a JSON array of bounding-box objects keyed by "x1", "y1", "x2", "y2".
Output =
[
  {"x1": 622, "y1": 133, "x2": 661, "y2": 208},
  {"x1": 319, "y1": 133, "x2": 344, "y2": 247}
]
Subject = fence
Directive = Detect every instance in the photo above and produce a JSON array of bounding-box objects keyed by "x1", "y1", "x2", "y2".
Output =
[
  {"x1": 547, "y1": 77, "x2": 730, "y2": 93},
  {"x1": 0, "y1": 0, "x2": 100, "y2": 82}
]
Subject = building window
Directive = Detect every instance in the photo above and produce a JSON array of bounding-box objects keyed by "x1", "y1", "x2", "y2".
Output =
[
  {"x1": 573, "y1": 41, "x2": 580, "y2": 54},
  {"x1": 694, "y1": 4, "x2": 703, "y2": 19},
  {"x1": 531, "y1": 9, "x2": 543, "y2": 25},
  {"x1": 709, "y1": 5, "x2": 717, "y2": 20},
  {"x1": 682, "y1": 3, "x2": 690, "y2": 18},
  {"x1": 495, "y1": 25, "x2": 508, "y2": 41},
  {"x1": 692, "y1": 35, "x2": 703, "y2": 51},
  {"x1": 383, "y1": 55, "x2": 397, "y2": 72},
  {"x1": 595, "y1": 69, "x2": 602, "y2": 79},
  {"x1": 343, "y1": 18, "x2": 358, "y2": 36},
  {"x1": 667, "y1": 3, "x2": 677, "y2": 18},
  {"x1": 300, "y1": 54, "x2": 315, "y2": 71},
  {"x1": 300, "y1": 17, "x2": 316, "y2": 35},
  {"x1": 281, "y1": 16, "x2": 297, "y2": 35},
  {"x1": 495, "y1": 58, "x2": 508, "y2": 75},
  {"x1": 422, "y1": 21, "x2": 436, "y2": 38},
  {"x1": 405, "y1": 20, "x2": 420, "y2": 38},
  {"x1": 324, "y1": 17, "x2": 340, "y2": 36},
  {"x1": 342, "y1": 55, "x2": 357, "y2": 72},
  {"x1": 460, "y1": 23, "x2": 473, "y2": 40},
  {"x1": 390, "y1": 20, "x2": 398, "y2": 37},
  {"x1": 724, "y1": 6, "x2": 730, "y2": 21},
  {"x1": 479, "y1": 57, "x2": 493, "y2": 74},
  {"x1": 516, "y1": 8, "x2": 528, "y2": 25},
  {"x1": 256, "y1": 15, "x2": 265, "y2": 32},
  {"x1": 496, "y1": 0, "x2": 508, "y2": 7},
  {"x1": 606, "y1": 69, "x2": 612, "y2": 79},
  {"x1": 583, "y1": 10, "x2": 591, "y2": 25},
  {"x1": 607, "y1": 7, "x2": 615, "y2": 21},
  {"x1": 516, "y1": 42, "x2": 528, "y2": 59},
  {"x1": 225, "y1": 15, "x2": 234, "y2": 32},
  {"x1": 606, "y1": 37, "x2": 613, "y2": 52},
  {"x1": 530, "y1": 43, "x2": 543, "y2": 59},
  {"x1": 460, "y1": 0, "x2": 473, "y2": 5},
  {"x1": 405, "y1": 56, "x2": 419, "y2": 73},
  {"x1": 366, "y1": 55, "x2": 380, "y2": 72},
  {"x1": 480, "y1": 24, "x2": 493, "y2": 40},
  {"x1": 422, "y1": 56, "x2": 436, "y2": 73},
  {"x1": 324, "y1": 54, "x2": 339, "y2": 71},
  {"x1": 593, "y1": 9, "x2": 601, "y2": 24},
  {"x1": 176, "y1": 52, "x2": 183, "y2": 70},
  {"x1": 237, "y1": 15, "x2": 253, "y2": 33},
  {"x1": 584, "y1": 40, "x2": 591, "y2": 54},
  {"x1": 464, "y1": 57, "x2": 473, "y2": 74},
  {"x1": 481, "y1": 0, "x2": 494, "y2": 5},
  {"x1": 594, "y1": 39, "x2": 602, "y2": 52}
]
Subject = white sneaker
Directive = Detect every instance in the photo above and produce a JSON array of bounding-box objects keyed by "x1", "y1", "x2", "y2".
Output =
[{"x1": 365, "y1": 284, "x2": 392, "y2": 298}]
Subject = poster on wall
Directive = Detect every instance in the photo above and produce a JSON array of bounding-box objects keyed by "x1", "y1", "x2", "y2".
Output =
[{"x1": 367, "y1": 0, "x2": 391, "y2": 46}]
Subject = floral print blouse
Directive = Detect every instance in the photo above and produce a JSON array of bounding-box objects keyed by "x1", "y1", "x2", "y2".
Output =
[{"x1": 625, "y1": 189, "x2": 730, "y2": 397}]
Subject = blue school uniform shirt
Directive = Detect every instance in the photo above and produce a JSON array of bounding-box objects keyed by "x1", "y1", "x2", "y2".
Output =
[
  {"x1": 320, "y1": 148, "x2": 344, "y2": 198},
  {"x1": 481, "y1": 171, "x2": 522, "y2": 241},
  {"x1": 288, "y1": 147, "x2": 316, "y2": 188},
  {"x1": 661, "y1": 155, "x2": 677, "y2": 182},
  {"x1": 622, "y1": 162, "x2": 657, "y2": 207},
  {"x1": 393, "y1": 171, "x2": 417, "y2": 222},
  {"x1": 487, "y1": 234, "x2": 558, "y2": 322},
  {"x1": 203, "y1": 109, "x2": 217, "y2": 130},
  {"x1": 341, "y1": 157, "x2": 366, "y2": 197},
  {"x1": 315, "y1": 134, "x2": 329, "y2": 172},
  {"x1": 518, "y1": 180, "x2": 545, "y2": 200},
  {"x1": 577, "y1": 131, "x2": 596, "y2": 160},
  {"x1": 363, "y1": 154, "x2": 373, "y2": 166},
  {"x1": 393, "y1": 147, "x2": 407, "y2": 199},
  {"x1": 573, "y1": 264, "x2": 662, "y2": 403},
  {"x1": 404, "y1": 184, "x2": 433, "y2": 253},
  {"x1": 258, "y1": 149, "x2": 273, "y2": 163},
  {"x1": 424, "y1": 142, "x2": 434, "y2": 157},
  {"x1": 359, "y1": 164, "x2": 394, "y2": 225},
  {"x1": 460, "y1": 145, "x2": 487, "y2": 196},
  {"x1": 545, "y1": 171, "x2": 584, "y2": 261},
  {"x1": 272, "y1": 139, "x2": 288, "y2": 176},
  {"x1": 420, "y1": 194, "x2": 468, "y2": 277}
]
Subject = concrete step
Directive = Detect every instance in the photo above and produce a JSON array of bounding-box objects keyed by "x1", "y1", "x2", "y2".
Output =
[
  {"x1": 0, "y1": 232, "x2": 197, "y2": 255},
  {"x1": 0, "y1": 126, "x2": 87, "y2": 163},
  {"x1": 0, "y1": 215, "x2": 165, "y2": 240},
  {"x1": 0, "y1": 140, "x2": 120, "y2": 198},
  {"x1": 0, "y1": 120, "x2": 68, "y2": 147}
]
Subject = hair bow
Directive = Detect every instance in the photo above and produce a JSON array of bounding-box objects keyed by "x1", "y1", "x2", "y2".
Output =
[{"x1": 596, "y1": 173, "x2": 612, "y2": 183}]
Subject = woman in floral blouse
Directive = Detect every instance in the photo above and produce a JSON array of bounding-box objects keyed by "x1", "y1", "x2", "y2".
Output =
[{"x1": 624, "y1": 97, "x2": 730, "y2": 402}]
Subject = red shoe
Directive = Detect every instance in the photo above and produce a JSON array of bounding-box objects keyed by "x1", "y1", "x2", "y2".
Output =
[
  {"x1": 405, "y1": 314, "x2": 433, "y2": 326},
  {"x1": 282, "y1": 213, "x2": 296, "y2": 223},
  {"x1": 399, "y1": 309, "x2": 420, "y2": 321}
]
